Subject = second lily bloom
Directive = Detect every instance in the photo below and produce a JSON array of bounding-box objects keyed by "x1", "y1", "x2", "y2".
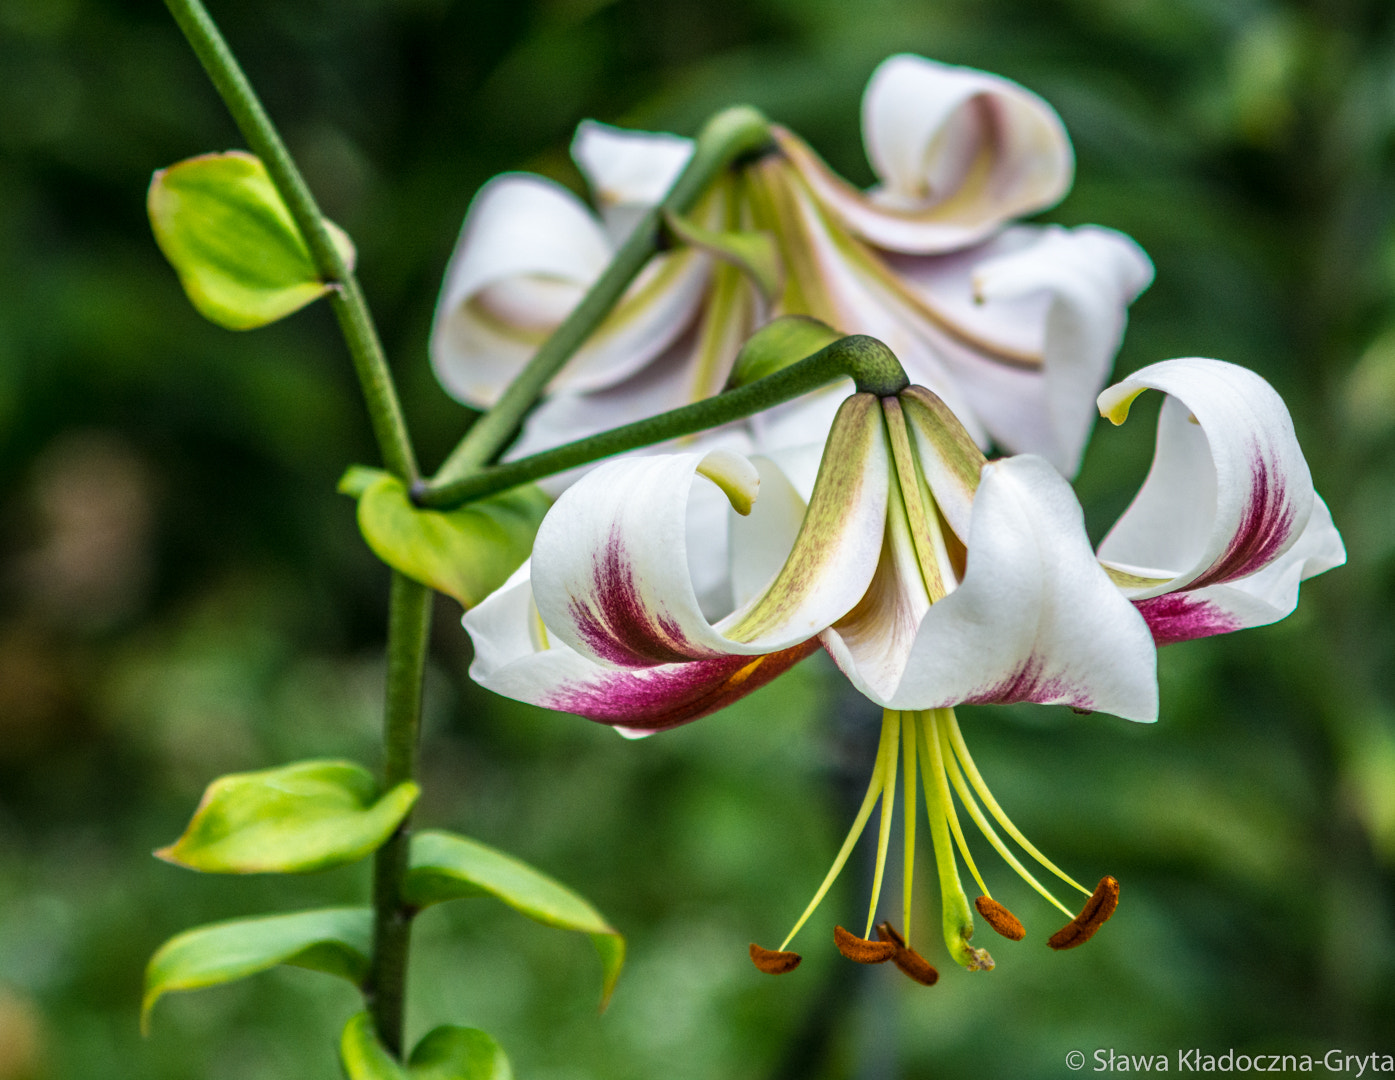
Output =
[{"x1": 432, "y1": 54, "x2": 1153, "y2": 478}]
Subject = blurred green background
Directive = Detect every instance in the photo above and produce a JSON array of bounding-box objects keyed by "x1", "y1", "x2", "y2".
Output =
[{"x1": 2, "y1": 0, "x2": 1393, "y2": 1076}]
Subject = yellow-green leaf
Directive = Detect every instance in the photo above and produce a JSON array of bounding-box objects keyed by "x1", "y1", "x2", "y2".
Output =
[
  {"x1": 726, "y1": 315, "x2": 842, "y2": 389},
  {"x1": 155, "y1": 759, "x2": 418, "y2": 874},
  {"x1": 143, "y1": 907, "x2": 371, "y2": 1032},
  {"x1": 342, "y1": 468, "x2": 550, "y2": 609},
  {"x1": 341, "y1": 1013, "x2": 513, "y2": 1080},
  {"x1": 148, "y1": 150, "x2": 355, "y2": 330},
  {"x1": 663, "y1": 209, "x2": 783, "y2": 302},
  {"x1": 404, "y1": 830, "x2": 625, "y2": 1010}
]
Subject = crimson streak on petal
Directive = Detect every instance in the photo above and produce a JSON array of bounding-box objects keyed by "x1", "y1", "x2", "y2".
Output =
[
  {"x1": 1133, "y1": 593, "x2": 1243, "y2": 646},
  {"x1": 963, "y1": 656, "x2": 1090, "y2": 710},
  {"x1": 546, "y1": 640, "x2": 821, "y2": 732},
  {"x1": 1192, "y1": 454, "x2": 1297, "y2": 588},
  {"x1": 569, "y1": 526, "x2": 709, "y2": 667}
]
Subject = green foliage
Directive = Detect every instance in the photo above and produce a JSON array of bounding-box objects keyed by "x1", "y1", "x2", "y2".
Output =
[
  {"x1": 406, "y1": 830, "x2": 625, "y2": 1010},
  {"x1": 155, "y1": 759, "x2": 418, "y2": 874},
  {"x1": 142, "y1": 907, "x2": 372, "y2": 1031},
  {"x1": 147, "y1": 151, "x2": 355, "y2": 330},
  {"x1": 340, "y1": 468, "x2": 550, "y2": 609},
  {"x1": 725, "y1": 314, "x2": 841, "y2": 389},
  {"x1": 662, "y1": 209, "x2": 783, "y2": 302},
  {"x1": 340, "y1": 1013, "x2": 514, "y2": 1080}
]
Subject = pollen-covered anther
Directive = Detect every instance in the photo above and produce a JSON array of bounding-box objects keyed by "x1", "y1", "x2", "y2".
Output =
[
  {"x1": 975, "y1": 896, "x2": 1026, "y2": 941},
  {"x1": 874, "y1": 922, "x2": 939, "y2": 986},
  {"x1": 833, "y1": 925, "x2": 896, "y2": 964},
  {"x1": 749, "y1": 942, "x2": 802, "y2": 974},
  {"x1": 1047, "y1": 875, "x2": 1120, "y2": 951}
]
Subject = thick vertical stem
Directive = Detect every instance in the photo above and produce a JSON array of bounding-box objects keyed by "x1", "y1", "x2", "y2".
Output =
[
  {"x1": 366, "y1": 573, "x2": 434, "y2": 1054},
  {"x1": 162, "y1": 0, "x2": 418, "y2": 483}
]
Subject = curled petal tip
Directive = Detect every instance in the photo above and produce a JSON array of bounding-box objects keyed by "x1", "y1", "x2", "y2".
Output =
[
  {"x1": 1048, "y1": 875, "x2": 1120, "y2": 950},
  {"x1": 749, "y1": 942, "x2": 802, "y2": 974}
]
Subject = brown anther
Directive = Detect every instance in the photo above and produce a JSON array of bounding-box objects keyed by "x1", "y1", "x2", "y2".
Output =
[
  {"x1": 1047, "y1": 875, "x2": 1120, "y2": 951},
  {"x1": 874, "y1": 922, "x2": 939, "y2": 985},
  {"x1": 874, "y1": 921, "x2": 906, "y2": 949},
  {"x1": 749, "y1": 942, "x2": 802, "y2": 974},
  {"x1": 975, "y1": 896, "x2": 1026, "y2": 941},
  {"x1": 833, "y1": 925, "x2": 896, "y2": 964}
]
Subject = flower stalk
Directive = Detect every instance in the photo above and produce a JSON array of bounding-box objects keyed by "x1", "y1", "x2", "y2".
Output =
[{"x1": 413, "y1": 334, "x2": 909, "y2": 510}]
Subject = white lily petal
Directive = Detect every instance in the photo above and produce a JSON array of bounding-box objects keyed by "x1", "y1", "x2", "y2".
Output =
[
  {"x1": 895, "y1": 224, "x2": 1153, "y2": 475},
  {"x1": 824, "y1": 455, "x2": 1158, "y2": 720},
  {"x1": 430, "y1": 173, "x2": 713, "y2": 409},
  {"x1": 464, "y1": 562, "x2": 817, "y2": 733},
  {"x1": 1097, "y1": 358, "x2": 1317, "y2": 598},
  {"x1": 531, "y1": 401, "x2": 887, "y2": 667},
  {"x1": 572, "y1": 120, "x2": 695, "y2": 242},
  {"x1": 431, "y1": 174, "x2": 611, "y2": 407},
  {"x1": 1132, "y1": 493, "x2": 1346, "y2": 644},
  {"x1": 776, "y1": 55, "x2": 1072, "y2": 255}
]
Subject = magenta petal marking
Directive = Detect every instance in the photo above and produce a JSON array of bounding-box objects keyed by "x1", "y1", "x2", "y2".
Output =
[
  {"x1": 544, "y1": 640, "x2": 820, "y2": 732},
  {"x1": 1192, "y1": 453, "x2": 1297, "y2": 588},
  {"x1": 567, "y1": 526, "x2": 710, "y2": 667},
  {"x1": 1134, "y1": 593, "x2": 1243, "y2": 646},
  {"x1": 963, "y1": 656, "x2": 1094, "y2": 712}
]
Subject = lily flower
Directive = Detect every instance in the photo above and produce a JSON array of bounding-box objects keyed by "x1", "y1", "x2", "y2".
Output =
[
  {"x1": 463, "y1": 355, "x2": 1343, "y2": 977},
  {"x1": 432, "y1": 54, "x2": 1153, "y2": 478}
]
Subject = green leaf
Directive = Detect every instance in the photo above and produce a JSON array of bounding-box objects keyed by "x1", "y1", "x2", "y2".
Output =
[
  {"x1": 148, "y1": 150, "x2": 356, "y2": 330},
  {"x1": 341, "y1": 469, "x2": 550, "y2": 609},
  {"x1": 663, "y1": 209, "x2": 783, "y2": 302},
  {"x1": 143, "y1": 907, "x2": 371, "y2": 1032},
  {"x1": 404, "y1": 830, "x2": 625, "y2": 1009},
  {"x1": 155, "y1": 759, "x2": 418, "y2": 874},
  {"x1": 340, "y1": 1013, "x2": 514, "y2": 1080},
  {"x1": 725, "y1": 315, "x2": 842, "y2": 389}
]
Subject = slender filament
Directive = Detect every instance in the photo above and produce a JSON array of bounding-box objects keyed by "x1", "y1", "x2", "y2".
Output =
[
  {"x1": 945, "y1": 710, "x2": 1090, "y2": 897},
  {"x1": 864, "y1": 711, "x2": 900, "y2": 937},
  {"x1": 778, "y1": 710, "x2": 899, "y2": 951},
  {"x1": 900, "y1": 710, "x2": 918, "y2": 941},
  {"x1": 939, "y1": 719, "x2": 1075, "y2": 919}
]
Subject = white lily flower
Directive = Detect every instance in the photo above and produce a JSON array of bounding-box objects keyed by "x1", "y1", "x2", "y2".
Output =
[
  {"x1": 462, "y1": 357, "x2": 1344, "y2": 978},
  {"x1": 432, "y1": 55, "x2": 1153, "y2": 478}
]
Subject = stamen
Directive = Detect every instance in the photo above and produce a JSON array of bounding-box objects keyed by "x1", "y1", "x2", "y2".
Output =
[
  {"x1": 864, "y1": 711, "x2": 900, "y2": 938},
  {"x1": 1048, "y1": 876, "x2": 1120, "y2": 951},
  {"x1": 975, "y1": 896, "x2": 1026, "y2": 941},
  {"x1": 938, "y1": 721, "x2": 1075, "y2": 919},
  {"x1": 917, "y1": 710, "x2": 993, "y2": 972},
  {"x1": 749, "y1": 943, "x2": 802, "y2": 974},
  {"x1": 777, "y1": 711, "x2": 899, "y2": 951},
  {"x1": 876, "y1": 922, "x2": 939, "y2": 986},
  {"x1": 900, "y1": 711, "x2": 918, "y2": 939},
  {"x1": 834, "y1": 925, "x2": 896, "y2": 964},
  {"x1": 944, "y1": 710, "x2": 1091, "y2": 898}
]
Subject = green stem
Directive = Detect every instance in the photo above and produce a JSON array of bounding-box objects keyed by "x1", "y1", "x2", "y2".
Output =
[
  {"x1": 163, "y1": 0, "x2": 418, "y2": 482},
  {"x1": 430, "y1": 104, "x2": 776, "y2": 485},
  {"x1": 413, "y1": 334, "x2": 908, "y2": 509},
  {"x1": 366, "y1": 573, "x2": 434, "y2": 1055}
]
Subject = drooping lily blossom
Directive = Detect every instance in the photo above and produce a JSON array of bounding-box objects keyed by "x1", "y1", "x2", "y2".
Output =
[
  {"x1": 432, "y1": 54, "x2": 1153, "y2": 478},
  {"x1": 462, "y1": 356, "x2": 1344, "y2": 976}
]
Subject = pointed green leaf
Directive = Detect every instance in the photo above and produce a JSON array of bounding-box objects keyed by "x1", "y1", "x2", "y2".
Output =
[
  {"x1": 143, "y1": 907, "x2": 371, "y2": 1032},
  {"x1": 155, "y1": 759, "x2": 418, "y2": 874},
  {"x1": 148, "y1": 150, "x2": 356, "y2": 330},
  {"x1": 405, "y1": 830, "x2": 625, "y2": 1009},
  {"x1": 343, "y1": 469, "x2": 550, "y2": 609},
  {"x1": 341, "y1": 1014, "x2": 514, "y2": 1080},
  {"x1": 725, "y1": 315, "x2": 842, "y2": 389},
  {"x1": 663, "y1": 209, "x2": 783, "y2": 302}
]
